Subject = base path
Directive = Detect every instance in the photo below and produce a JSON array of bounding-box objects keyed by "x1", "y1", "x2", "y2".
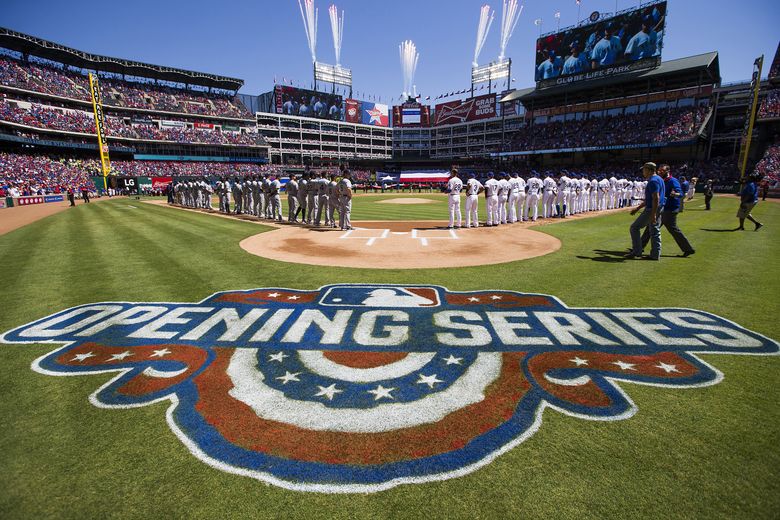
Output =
[
  {"x1": 240, "y1": 221, "x2": 561, "y2": 269},
  {"x1": 376, "y1": 198, "x2": 437, "y2": 205}
]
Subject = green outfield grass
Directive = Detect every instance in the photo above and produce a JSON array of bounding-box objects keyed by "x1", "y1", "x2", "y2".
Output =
[{"x1": 0, "y1": 194, "x2": 778, "y2": 519}]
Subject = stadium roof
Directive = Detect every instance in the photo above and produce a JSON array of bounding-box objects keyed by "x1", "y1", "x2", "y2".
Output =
[
  {"x1": 0, "y1": 27, "x2": 244, "y2": 91},
  {"x1": 501, "y1": 52, "x2": 720, "y2": 105}
]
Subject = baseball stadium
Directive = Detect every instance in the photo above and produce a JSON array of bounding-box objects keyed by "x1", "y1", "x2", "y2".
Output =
[{"x1": 1, "y1": 0, "x2": 778, "y2": 518}]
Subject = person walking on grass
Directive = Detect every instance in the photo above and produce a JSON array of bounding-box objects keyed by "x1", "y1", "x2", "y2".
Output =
[
  {"x1": 627, "y1": 162, "x2": 665, "y2": 261},
  {"x1": 736, "y1": 175, "x2": 763, "y2": 231},
  {"x1": 640, "y1": 164, "x2": 695, "y2": 257}
]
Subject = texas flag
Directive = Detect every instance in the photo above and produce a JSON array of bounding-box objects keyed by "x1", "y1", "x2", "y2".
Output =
[{"x1": 361, "y1": 103, "x2": 389, "y2": 126}]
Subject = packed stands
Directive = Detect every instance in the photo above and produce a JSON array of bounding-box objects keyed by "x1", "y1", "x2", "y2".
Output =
[
  {"x1": 0, "y1": 99, "x2": 265, "y2": 146},
  {"x1": 0, "y1": 56, "x2": 251, "y2": 118},
  {"x1": 505, "y1": 106, "x2": 707, "y2": 151},
  {"x1": 758, "y1": 89, "x2": 780, "y2": 120},
  {"x1": 754, "y1": 139, "x2": 779, "y2": 183},
  {"x1": 0, "y1": 152, "x2": 95, "y2": 196}
]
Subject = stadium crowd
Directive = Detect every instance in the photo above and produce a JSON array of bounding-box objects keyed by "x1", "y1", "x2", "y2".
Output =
[
  {"x1": 0, "y1": 152, "x2": 95, "y2": 196},
  {"x1": 754, "y1": 139, "x2": 779, "y2": 184},
  {"x1": 758, "y1": 89, "x2": 780, "y2": 120},
  {"x1": 506, "y1": 107, "x2": 706, "y2": 151},
  {"x1": 0, "y1": 99, "x2": 265, "y2": 146},
  {"x1": 0, "y1": 56, "x2": 251, "y2": 118}
]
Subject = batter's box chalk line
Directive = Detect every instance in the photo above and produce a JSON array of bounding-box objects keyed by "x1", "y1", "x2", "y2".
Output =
[
  {"x1": 338, "y1": 228, "x2": 390, "y2": 246},
  {"x1": 411, "y1": 228, "x2": 459, "y2": 246}
]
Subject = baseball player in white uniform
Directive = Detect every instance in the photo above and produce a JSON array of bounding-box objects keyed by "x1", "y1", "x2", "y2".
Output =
[
  {"x1": 484, "y1": 172, "x2": 500, "y2": 226},
  {"x1": 557, "y1": 173, "x2": 571, "y2": 218},
  {"x1": 542, "y1": 173, "x2": 557, "y2": 218},
  {"x1": 508, "y1": 172, "x2": 525, "y2": 223},
  {"x1": 525, "y1": 172, "x2": 543, "y2": 222},
  {"x1": 465, "y1": 173, "x2": 483, "y2": 228},
  {"x1": 446, "y1": 169, "x2": 463, "y2": 229},
  {"x1": 608, "y1": 175, "x2": 618, "y2": 209},
  {"x1": 598, "y1": 176, "x2": 610, "y2": 210},
  {"x1": 497, "y1": 173, "x2": 510, "y2": 225},
  {"x1": 590, "y1": 177, "x2": 598, "y2": 211}
]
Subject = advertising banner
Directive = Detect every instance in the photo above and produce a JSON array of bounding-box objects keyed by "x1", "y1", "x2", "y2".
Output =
[
  {"x1": 344, "y1": 99, "x2": 361, "y2": 123},
  {"x1": 15, "y1": 196, "x2": 46, "y2": 206},
  {"x1": 152, "y1": 177, "x2": 173, "y2": 189},
  {"x1": 0, "y1": 198, "x2": 7, "y2": 209},
  {"x1": 194, "y1": 122, "x2": 214, "y2": 130},
  {"x1": 535, "y1": 1, "x2": 667, "y2": 88},
  {"x1": 116, "y1": 177, "x2": 138, "y2": 193},
  {"x1": 222, "y1": 125, "x2": 240, "y2": 132},
  {"x1": 360, "y1": 102, "x2": 389, "y2": 126},
  {"x1": 44, "y1": 195, "x2": 65, "y2": 203},
  {"x1": 434, "y1": 94, "x2": 497, "y2": 126},
  {"x1": 161, "y1": 120, "x2": 187, "y2": 128},
  {"x1": 131, "y1": 116, "x2": 155, "y2": 125},
  {"x1": 274, "y1": 85, "x2": 343, "y2": 120}
]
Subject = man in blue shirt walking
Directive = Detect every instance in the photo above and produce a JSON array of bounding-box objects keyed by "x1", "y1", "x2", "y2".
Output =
[
  {"x1": 627, "y1": 162, "x2": 665, "y2": 260},
  {"x1": 737, "y1": 175, "x2": 764, "y2": 231},
  {"x1": 641, "y1": 164, "x2": 695, "y2": 257}
]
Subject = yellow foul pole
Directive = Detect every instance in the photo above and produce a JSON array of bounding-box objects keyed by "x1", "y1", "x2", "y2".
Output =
[{"x1": 88, "y1": 73, "x2": 111, "y2": 191}]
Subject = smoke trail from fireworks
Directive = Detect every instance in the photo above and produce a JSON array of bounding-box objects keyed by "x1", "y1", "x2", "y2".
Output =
[
  {"x1": 473, "y1": 4, "x2": 495, "y2": 67},
  {"x1": 399, "y1": 40, "x2": 419, "y2": 98},
  {"x1": 298, "y1": 0, "x2": 318, "y2": 63},
  {"x1": 498, "y1": 0, "x2": 523, "y2": 61},
  {"x1": 328, "y1": 4, "x2": 344, "y2": 66}
]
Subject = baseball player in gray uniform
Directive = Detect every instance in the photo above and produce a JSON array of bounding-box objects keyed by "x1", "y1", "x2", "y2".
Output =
[
  {"x1": 269, "y1": 175, "x2": 283, "y2": 221},
  {"x1": 315, "y1": 172, "x2": 329, "y2": 227},
  {"x1": 296, "y1": 172, "x2": 308, "y2": 223},
  {"x1": 337, "y1": 170, "x2": 353, "y2": 230},
  {"x1": 307, "y1": 172, "x2": 319, "y2": 225},
  {"x1": 232, "y1": 179, "x2": 243, "y2": 214},
  {"x1": 327, "y1": 174, "x2": 339, "y2": 228},
  {"x1": 286, "y1": 175, "x2": 299, "y2": 223}
]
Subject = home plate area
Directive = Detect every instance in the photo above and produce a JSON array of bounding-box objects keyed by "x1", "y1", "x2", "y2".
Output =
[{"x1": 240, "y1": 221, "x2": 561, "y2": 269}]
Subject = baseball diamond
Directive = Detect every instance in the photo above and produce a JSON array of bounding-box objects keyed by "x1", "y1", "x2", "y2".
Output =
[{"x1": 1, "y1": 1, "x2": 779, "y2": 519}]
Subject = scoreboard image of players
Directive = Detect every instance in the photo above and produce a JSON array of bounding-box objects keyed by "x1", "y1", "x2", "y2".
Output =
[{"x1": 535, "y1": 1, "x2": 667, "y2": 88}]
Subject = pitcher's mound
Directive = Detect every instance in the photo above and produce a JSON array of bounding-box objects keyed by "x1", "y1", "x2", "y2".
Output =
[
  {"x1": 240, "y1": 221, "x2": 561, "y2": 269},
  {"x1": 376, "y1": 198, "x2": 437, "y2": 205}
]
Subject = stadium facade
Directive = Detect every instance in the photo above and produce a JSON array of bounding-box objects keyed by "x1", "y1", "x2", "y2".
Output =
[{"x1": 0, "y1": 25, "x2": 778, "y2": 195}]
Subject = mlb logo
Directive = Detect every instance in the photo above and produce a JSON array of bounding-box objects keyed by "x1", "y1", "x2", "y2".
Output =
[{"x1": 319, "y1": 285, "x2": 440, "y2": 307}]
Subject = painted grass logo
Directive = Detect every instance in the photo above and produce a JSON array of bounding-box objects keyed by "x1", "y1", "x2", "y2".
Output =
[{"x1": 1, "y1": 284, "x2": 777, "y2": 493}]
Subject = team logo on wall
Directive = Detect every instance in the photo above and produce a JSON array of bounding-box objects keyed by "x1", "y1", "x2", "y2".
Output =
[{"x1": 2, "y1": 285, "x2": 777, "y2": 492}]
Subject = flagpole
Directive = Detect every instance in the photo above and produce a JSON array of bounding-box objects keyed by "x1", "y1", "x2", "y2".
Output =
[{"x1": 577, "y1": 1, "x2": 582, "y2": 25}]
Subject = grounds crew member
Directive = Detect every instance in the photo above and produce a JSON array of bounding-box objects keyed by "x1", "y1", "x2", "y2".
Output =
[
  {"x1": 736, "y1": 175, "x2": 764, "y2": 231},
  {"x1": 627, "y1": 162, "x2": 665, "y2": 261},
  {"x1": 640, "y1": 164, "x2": 695, "y2": 257}
]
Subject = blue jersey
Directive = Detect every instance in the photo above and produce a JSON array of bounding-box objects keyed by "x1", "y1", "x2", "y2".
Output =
[
  {"x1": 663, "y1": 177, "x2": 682, "y2": 212},
  {"x1": 537, "y1": 60, "x2": 559, "y2": 80},
  {"x1": 591, "y1": 36, "x2": 623, "y2": 66},
  {"x1": 740, "y1": 182, "x2": 758, "y2": 203},
  {"x1": 624, "y1": 30, "x2": 657, "y2": 60},
  {"x1": 645, "y1": 174, "x2": 666, "y2": 209},
  {"x1": 562, "y1": 54, "x2": 589, "y2": 75}
]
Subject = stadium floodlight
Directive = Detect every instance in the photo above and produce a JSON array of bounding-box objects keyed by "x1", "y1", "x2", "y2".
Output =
[
  {"x1": 328, "y1": 4, "x2": 344, "y2": 66},
  {"x1": 298, "y1": 0, "x2": 318, "y2": 63},
  {"x1": 498, "y1": 0, "x2": 523, "y2": 62},
  {"x1": 473, "y1": 4, "x2": 495, "y2": 67},
  {"x1": 471, "y1": 59, "x2": 511, "y2": 84},
  {"x1": 314, "y1": 61, "x2": 352, "y2": 88},
  {"x1": 399, "y1": 40, "x2": 419, "y2": 99}
]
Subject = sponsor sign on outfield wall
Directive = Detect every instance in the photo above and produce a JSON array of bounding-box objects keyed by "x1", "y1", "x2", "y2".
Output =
[
  {"x1": 434, "y1": 94, "x2": 497, "y2": 126},
  {"x1": 2, "y1": 284, "x2": 776, "y2": 493}
]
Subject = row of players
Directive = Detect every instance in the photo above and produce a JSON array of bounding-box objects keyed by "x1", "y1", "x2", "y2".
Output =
[
  {"x1": 444, "y1": 169, "x2": 697, "y2": 228},
  {"x1": 171, "y1": 171, "x2": 356, "y2": 230}
]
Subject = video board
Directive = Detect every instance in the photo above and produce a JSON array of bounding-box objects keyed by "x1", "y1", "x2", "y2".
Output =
[
  {"x1": 274, "y1": 85, "x2": 343, "y2": 120},
  {"x1": 344, "y1": 99, "x2": 390, "y2": 126},
  {"x1": 535, "y1": 1, "x2": 667, "y2": 88},
  {"x1": 392, "y1": 102, "x2": 431, "y2": 127}
]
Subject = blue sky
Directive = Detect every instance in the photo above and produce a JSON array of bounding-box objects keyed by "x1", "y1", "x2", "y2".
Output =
[{"x1": 2, "y1": 0, "x2": 778, "y2": 102}]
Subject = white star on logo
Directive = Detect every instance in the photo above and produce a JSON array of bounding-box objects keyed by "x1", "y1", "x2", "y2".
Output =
[
  {"x1": 612, "y1": 360, "x2": 637, "y2": 371},
  {"x1": 288, "y1": 295, "x2": 300, "y2": 300},
  {"x1": 268, "y1": 351, "x2": 288, "y2": 363},
  {"x1": 490, "y1": 295, "x2": 503, "y2": 300},
  {"x1": 276, "y1": 371, "x2": 301, "y2": 385},
  {"x1": 367, "y1": 385, "x2": 395, "y2": 400},
  {"x1": 315, "y1": 384, "x2": 343, "y2": 401},
  {"x1": 570, "y1": 357, "x2": 589, "y2": 366},
  {"x1": 150, "y1": 348, "x2": 172, "y2": 358},
  {"x1": 108, "y1": 351, "x2": 133, "y2": 361},
  {"x1": 655, "y1": 362, "x2": 680, "y2": 373},
  {"x1": 417, "y1": 373, "x2": 444, "y2": 389},
  {"x1": 468, "y1": 297, "x2": 480, "y2": 302},
  {"x1": 443, "y1": 354, "x2": 463, "y2": 365},
  {"x1": 267, "y1": 292, "x2": 280, "y2": 298},
  {"x1": 71, "y1": 352, "x2": 95, "y2": 362}
]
